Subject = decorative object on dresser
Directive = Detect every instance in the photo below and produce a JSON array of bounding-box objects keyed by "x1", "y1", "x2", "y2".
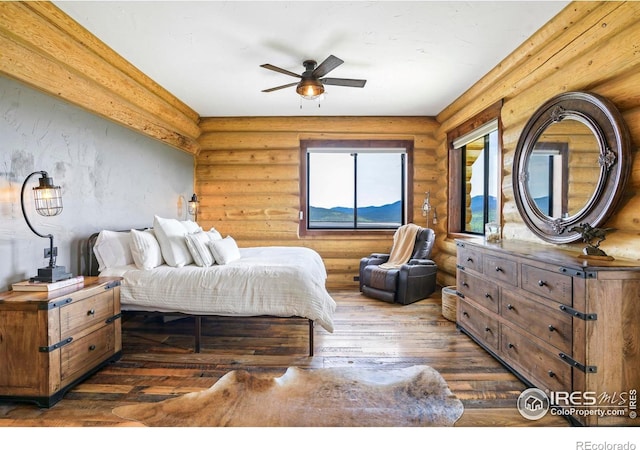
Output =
[
  {"x1": 569, "y1": 223, "x2": 615, "y2": 260},
  {"x1": 512, "y1": 91, "x2": 632, "y2": 244},
  {"x1": 359, "y1": 224, "x2": 437, "y2": 304},
  {"x1": 112, "y1": 365, "x2": 463, "y2": 427},
  {"x1": 455, "y1": 238, "x2": 640, "y2": 426},
  {"x1": 0, "y1": 277, "x2": 122, "y2": 407},
  {"x1": 20, "y1": 170, "x2": 72, "y2": 283}
]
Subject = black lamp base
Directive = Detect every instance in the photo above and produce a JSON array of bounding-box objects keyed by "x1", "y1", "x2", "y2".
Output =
[{"x1": 31, "y1": 266, "x2": 73, "y2": 283}]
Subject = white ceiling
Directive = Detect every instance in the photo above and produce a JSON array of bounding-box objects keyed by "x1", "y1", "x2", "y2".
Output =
[{"x1": 54, "y1": 1, "x2": 570, "y2": 118}]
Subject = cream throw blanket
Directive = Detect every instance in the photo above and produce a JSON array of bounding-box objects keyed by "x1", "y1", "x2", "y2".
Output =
[{"x1": 379, "y1": 223, "x2": 421, "y2": 269}]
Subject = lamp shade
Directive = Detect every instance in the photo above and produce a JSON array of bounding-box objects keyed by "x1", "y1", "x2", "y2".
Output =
[
  {"x1": 296, "y1": 79, "x2": 324, "y2": 100},
  {"x1": 33, "y1": 175, "x2": 63, "y2": 217},
  {"x1": 188, "y1": 193, "x2": 198, "y2": 216}
]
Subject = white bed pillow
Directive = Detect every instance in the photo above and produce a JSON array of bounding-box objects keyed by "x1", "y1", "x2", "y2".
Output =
[
  {"x1": 181, "y1": 220, "x2": 202, "y2": 234},
  {"x1": 207, "y1": 227, "x2": 223, "y2": 241},
  {"x1": 130, "y1": 229, "x2": 164, "y2": 270},
  {"x1": 93, "y1": 230, "x2": 133, "y2": 272},
  {"x1": 153, "y1": 215, "x2": 194, "y2": 267},
  {"x1": 208, "y1": 236, "x2": 241, "y2": 265},
  {"x1": 185, "y1": 231, "x2": 214, "y2": 267}
]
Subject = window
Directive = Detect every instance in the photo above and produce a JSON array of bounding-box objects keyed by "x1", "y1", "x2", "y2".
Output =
[
  {"x1": 447, "y1": 101, "x2": 502, "y2": 236},
  {"x1": 300, "y1": 140, "x2": 413, "y2": 234}
]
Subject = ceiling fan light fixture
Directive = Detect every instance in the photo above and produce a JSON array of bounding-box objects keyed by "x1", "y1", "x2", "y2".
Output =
[{"x1": 296, "y1": 79, "x2": 324, "y2": 100}]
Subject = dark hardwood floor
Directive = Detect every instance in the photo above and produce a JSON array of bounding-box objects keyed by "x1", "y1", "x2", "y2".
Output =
[{"x1": 0, "y1": 288, "x2": 569, "y2": 428}]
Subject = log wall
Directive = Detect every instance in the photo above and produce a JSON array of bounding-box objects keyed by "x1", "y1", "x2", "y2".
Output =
[
  {"x1": 435, "y1": 1, "x2": 640, "y2": 286},
  {"x1": 0, "y1": 1, "x2": 200, "y2": 154},
  {"x1": 4, "y1": 1, "x2": 639, "y2": 291},
  {"x1": 196, "y1": 117, "x2": 439, "y2": 288}
]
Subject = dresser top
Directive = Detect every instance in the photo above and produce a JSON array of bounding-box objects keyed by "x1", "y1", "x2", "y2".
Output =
[{"x1": 456, "y1": 238, "x2": 640, "y2": 272}]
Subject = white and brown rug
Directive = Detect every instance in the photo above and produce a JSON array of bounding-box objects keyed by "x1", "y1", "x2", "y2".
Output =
[{"x1": 112, "y1": 365, "x2": 464, "y2": 427}]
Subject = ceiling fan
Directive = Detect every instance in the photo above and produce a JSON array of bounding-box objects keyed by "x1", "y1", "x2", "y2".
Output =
[{"x1": 260, "y1": 55, "x2": 367, "y2": 100}]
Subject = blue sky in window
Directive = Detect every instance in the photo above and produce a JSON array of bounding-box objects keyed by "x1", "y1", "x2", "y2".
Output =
[{"x1": 310, "y1": 153, "x2": 402, "y2": 209}]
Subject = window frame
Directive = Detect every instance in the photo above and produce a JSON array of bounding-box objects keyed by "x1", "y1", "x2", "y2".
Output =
[
  {"x1": 299, "y1": 139, "x2": 414, "y2": 237},
  {"x1": 447, "y1": 100, "x2": 503, "y2": 238}
]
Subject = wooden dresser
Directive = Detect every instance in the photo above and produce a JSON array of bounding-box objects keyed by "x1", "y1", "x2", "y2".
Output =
[
  {"x1": 456, "y1": 238, "x2": 639, "y2": 426},
  {"x1": 0, "y1": 277, "x2": 122, "y2": 407}
]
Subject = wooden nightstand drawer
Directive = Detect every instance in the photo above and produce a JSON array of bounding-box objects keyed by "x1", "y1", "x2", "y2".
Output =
[
  {"x1": 458, "y1": 298, "x2": 499, "y2": 352},
  {"x1": 60, "y1": 289, "x2": 115, "y2": 338},
  {"x1": 521, "y1": 264, "x2": 572, "y2": 304},
  {"x1": 501, "y1": 290, "x2": 572, "y2": 354},
  {"x1": 501, "y1": 324, "x2": 571, "y2": 394},
  {"x1": 60, "y1": 322, "x2": 117, "y2": 382},
  {"x1": 457, "y1": 271, "x2": 499, "y2": 313}
]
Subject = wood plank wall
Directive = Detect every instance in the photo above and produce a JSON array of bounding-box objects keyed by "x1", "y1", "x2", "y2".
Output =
[
  {"x1": 435, "y1": 1, "x2": 640, "y2": 285},
  {"x1": 0, "y1": 1, "x2": 200, "y2": 154},
  {"x1": 196, "y1": 117, "x2": 440, "y2": 288}
]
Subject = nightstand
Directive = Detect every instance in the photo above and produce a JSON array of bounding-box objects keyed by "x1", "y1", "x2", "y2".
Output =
[{"x1": 0, "y1": 277, "x2": 122, "y2": 407}]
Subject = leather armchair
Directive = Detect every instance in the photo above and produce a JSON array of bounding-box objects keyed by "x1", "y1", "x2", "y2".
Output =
[{"x1": 359, "y1": 227, "x2": 437, "y2": 305}]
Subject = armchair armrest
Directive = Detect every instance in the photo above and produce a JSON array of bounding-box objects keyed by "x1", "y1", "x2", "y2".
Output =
[
  {"x1": 406, "y1": 258, "x2": 436, "y2": 266},
  {"x1": 361, "y1": 253, "x2": 390, "y2": 266}
]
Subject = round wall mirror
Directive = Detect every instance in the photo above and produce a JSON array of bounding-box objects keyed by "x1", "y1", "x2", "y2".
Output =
[{"x1": 513, "y1": 91, "x2": 632, "y2": 244}]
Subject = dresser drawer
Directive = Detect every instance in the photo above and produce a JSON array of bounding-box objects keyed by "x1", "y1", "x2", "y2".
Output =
[
  {"x1": 483, "y1": 254, "x2": 517, "y2": 286},
  {"x1": 501, "y1": 324, "x2": 571, "y2": 393},
  {"x1": 457, "y1": 271, "x2": 499, "y2": 313},
  {"x1": 60, "y1": 322, "x2": 117, "y2": 382},
  {"x1": 60, "y1": 289, "x2": 115, "y2": 338},
  {"x1": 457, "y1": 244, "x2": 483, "y2": 273},
  {"x1": 521, "y1": 264, "x2": 572, "y2": 305},
  {"x1": 458, "y1": 298, "x2": 499, "y2": 352},
  {"x1": 501, "y1": 290, "x2": 572, "y2": 354}
]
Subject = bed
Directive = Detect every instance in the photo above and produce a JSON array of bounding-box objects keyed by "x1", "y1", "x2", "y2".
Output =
[{"x1": 86, "y1": 218, "x2": 337, "y2": 356}]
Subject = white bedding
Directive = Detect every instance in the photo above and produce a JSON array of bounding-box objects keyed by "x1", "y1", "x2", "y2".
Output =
[{"x1": 100, "y1": 246, "x2": 337, "y2": 332}]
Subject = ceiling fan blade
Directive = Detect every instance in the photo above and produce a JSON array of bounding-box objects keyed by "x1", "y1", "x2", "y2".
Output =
[
  {"x1": 262, "y1": 82, "x2": 299, "y2": 93},
  {"x1": 312, "y1": 55, "x2": 343, "y2": 78},
  {"x1": 320, "y1": 77, "x2": 367, "y2": 88},
  {"x1": 260, "y1": 64, "x2": 301, "y2": 79}
]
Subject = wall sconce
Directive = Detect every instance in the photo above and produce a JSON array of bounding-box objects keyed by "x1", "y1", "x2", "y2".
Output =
[
  {"x1": 421, "y1": 191, "x2": 432, "y2": 228},
  {"x1": 188, "y1": 193, "x2": 199, "y2": 221},
  {"x1": 20, "y1": 171, "x2": 72, "y2": 283}
]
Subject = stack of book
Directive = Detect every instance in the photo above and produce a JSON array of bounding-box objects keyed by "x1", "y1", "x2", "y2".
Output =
[{"x1": 11, "y1": 275, "x2": 85, "y2": 292}]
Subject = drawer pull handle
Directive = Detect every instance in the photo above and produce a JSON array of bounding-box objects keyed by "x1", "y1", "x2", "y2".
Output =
[
  {"x1": 507, "y1": 343, "x2": 515, "y2": 349},
  {"x1": 462, "y1": 282, "x2": 469, "y2": 288},
  {"x1": 87, "y1": 309, "x2": 95, "y2": 316},
  {"x1": 484, "y1": 327, "x2": 491, "y2": 333},
  {"x1": 506, "y1": 304, "x2": 514, "y2": 310},
  {"x1": 548, "y1": 370, "x2": 555, "y2": 378},
  {"x1": 88, "y1": 344, "x2": 96, "y2": 351},
  {"x1": 548, "y1": 325, "x2": 556, "y2": 332},
  {"x1": 495, "y1": 266, "x2": 503, "y2": 272},
  {"x1": 462, "y1": 311, "x2": 469, "y2": 318},
  {"x1": 485, "y1": 293, "x2": 492, "y2": 299},
  {"x1": 538, "y1": 280, "x2": 547, "y2": 287},
  {"x1": 466, "y1": 257, "x2": 473, "y2": 262}
]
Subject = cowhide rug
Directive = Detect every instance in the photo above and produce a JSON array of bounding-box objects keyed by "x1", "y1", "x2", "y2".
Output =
[{"x1": 112, "y1": 365, "x2": 463, "y2": 427}]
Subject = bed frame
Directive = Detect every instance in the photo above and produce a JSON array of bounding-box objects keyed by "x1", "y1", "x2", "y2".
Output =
[{"x1": 85, "y1": 231, "x2": 315, "y2": 356}]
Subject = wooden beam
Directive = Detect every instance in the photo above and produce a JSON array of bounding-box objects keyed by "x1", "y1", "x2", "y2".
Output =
[{"x1": 0, "y1": 1, "x2": 200, "y2": 154}]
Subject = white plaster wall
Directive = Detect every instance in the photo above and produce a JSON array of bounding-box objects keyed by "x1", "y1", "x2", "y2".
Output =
[{"x1": 0, "y1": 76, "x2": 195, "y2": 291}]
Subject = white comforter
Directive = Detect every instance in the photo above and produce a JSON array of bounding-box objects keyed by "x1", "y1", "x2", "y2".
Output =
[{"x1": 100, "y1": 246, "x2": 337, "y2": 332}]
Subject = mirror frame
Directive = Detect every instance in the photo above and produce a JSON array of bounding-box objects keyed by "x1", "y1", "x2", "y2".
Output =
[{"x1": 513, "y1": 91, "x2": 632, "y2": 244}]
